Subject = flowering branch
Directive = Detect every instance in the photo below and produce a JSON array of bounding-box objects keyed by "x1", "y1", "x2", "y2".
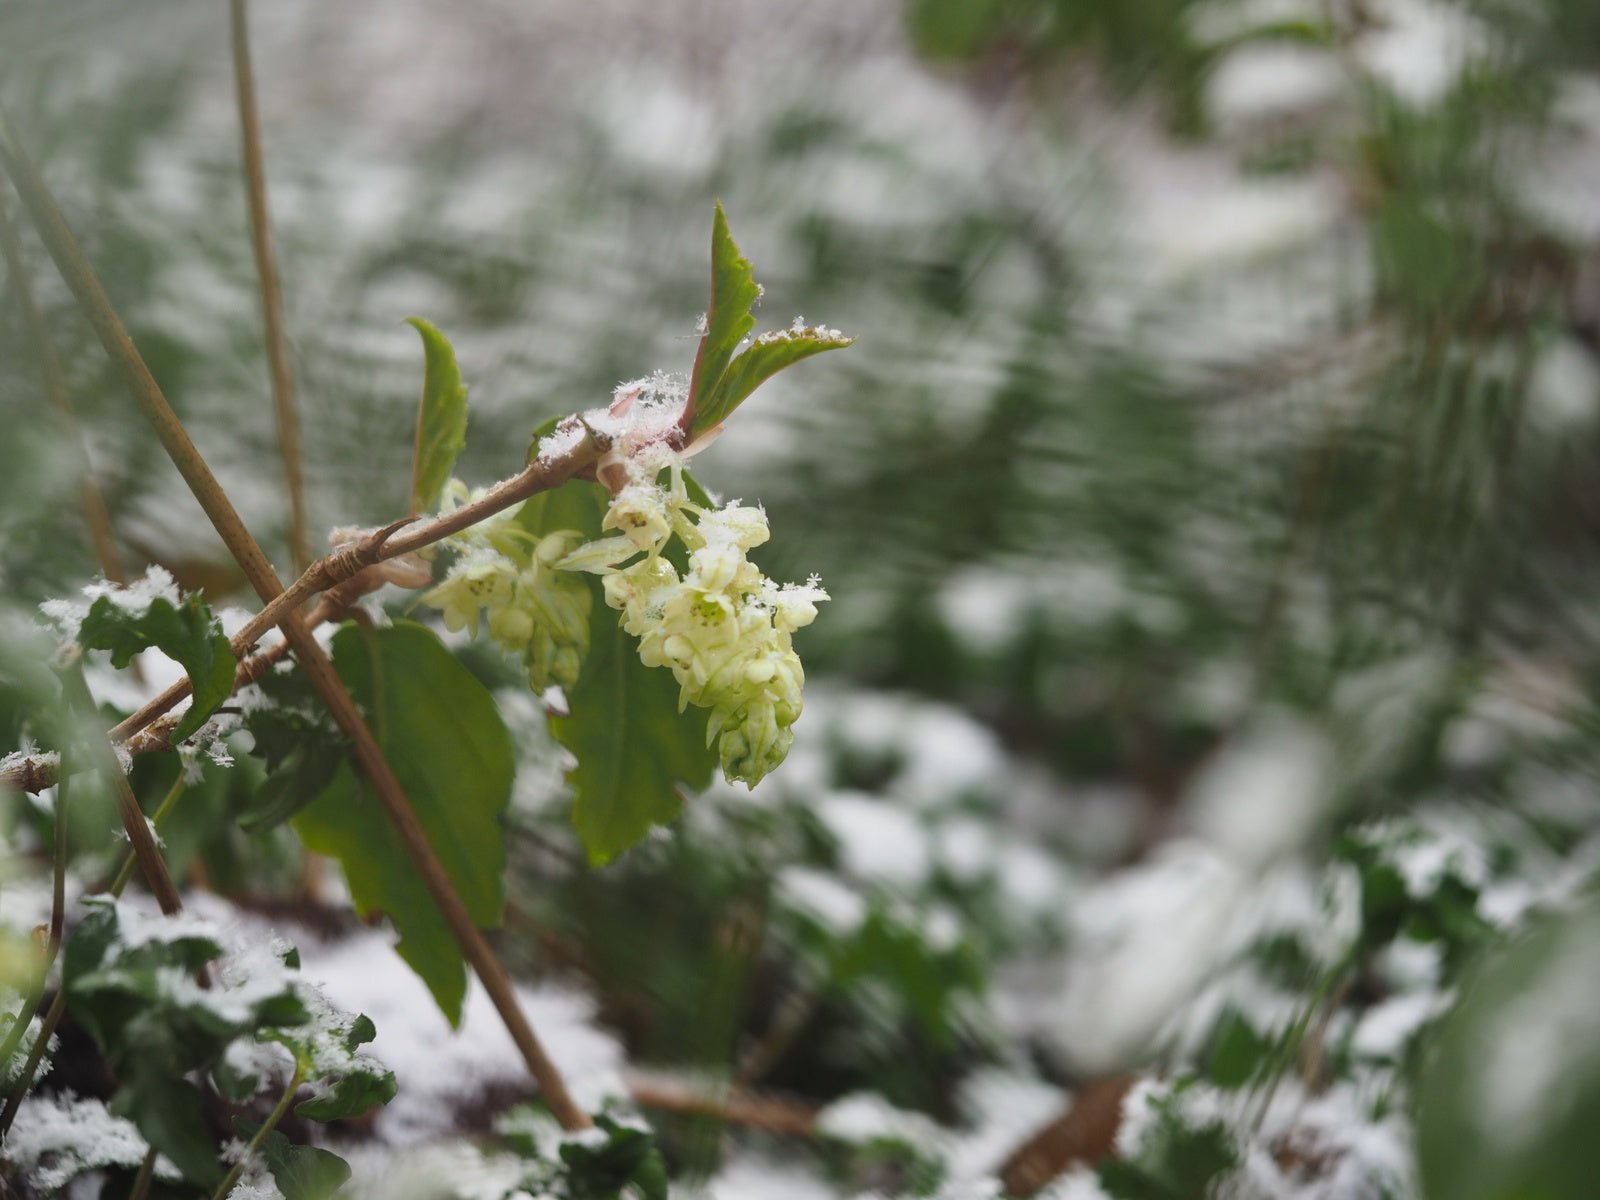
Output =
[
  {"x1": 0, "y1": 426, "x2": 610, "y2": 797},
  {"x1": 0, "y1": 108, "x2": 591, "y2": 1131}
]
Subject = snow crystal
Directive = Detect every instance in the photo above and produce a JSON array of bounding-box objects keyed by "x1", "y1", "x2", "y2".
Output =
[
  {"x1": 1183, "y1": 716, "x2": 1333, "y2": 867},
  {"x1": 817, "y1": 790, "x2": 930, "y2": 888},
  {"x1": 227, "y1": 1172, "x2": 286, "y2": 1200},
  {"x1": 4, "y1": 1092, "x2": 172, "y2": 1192},
  {"x1": 0, "y1": 1011, "x2": 57, "y2": 1091},
  {"x1": 752, "y1": 319, "x2": 850, "y2": 346},
  {"x1": 339, "y1": 1140, "x2": 532, "y2": 1200},
  {"x1": 1254, "y1": 1077, "x2": 1419, "y2": 1199},
  {"x1": 894, "y1": 707, "x2": 1007, "y2": 807},
  {"x1": 1206, "y1": 43, "x2": 1344, "y2": 128},
  {"x1": 708, "y1": 1157, "x2": 839, "y2": 1200},
  {"x1": 37, "y1": 566, "x2": 184, "y2": 644},
  {"x1": 284, "y1": 925, "x2": 622, "y2": 1142},
  {"x1": 1113, "y1": 1077, "x2": 1170, "y2": 1160},
  {"x1": 935, "y1": 817, "x2": 997, "y2": 884},
  {"x1": 995, "y1": 839, "x2": 1070, "y2": 914},
  {"x1": 948, "y1": 1068, "x2": 1067, "y2": 1182},
  {"x1": 1048, "y1": 844, "x2": 1243, "y2": 1073},
  {"x1": 222, "y1": 1036, "x2": 293, "y2": 1093},
  {"x1": 817, "y1": 1091, "x2": 944, "y2": 1148},
  {"x1": 1391, "y1": 826, "x2": 1489, "y2": 896},
  {"x1": 1037, "y1": 1170, "x2": 1114, "y2": 1200},
  {"x1": 936, "y1": 569, "x2": 1029, "y2": 657},
  {"x1": 775, "y1": 865, "x2": 868, "y2": 937},
  {"x1": 1355, "y1": 0, "x2": 1487, "y2": 110},
  {"x1": 101, "y1": 899, "x2": 222, "y2": 952},
  {"x1": 1351, "y1": 990, "x2": 1452, "y2": 1060},
  {"x1": 0, "y1": 748, "x2": 56, "y2": 786}
]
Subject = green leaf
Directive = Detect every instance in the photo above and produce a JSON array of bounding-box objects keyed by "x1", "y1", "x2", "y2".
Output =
[
  {"x1": 77, "y1": 592, "x2": 233, "y2": 741},
  {"x1": 62, "y1": 900, "x2": 309, "y2": 1186},
  {"x1": 515, "y1": 476, "x2": 607, "y2": 544},
  {"x1": 559, "y1": 1115, "x2": 670, "y2": 1200},
  {"x1": 406, "y1": 317, "x2": 469, "y2": 515},
  {"x1": 695, "y1": 324, "x2": 854, "y2": 433},
  {"x1": 240, "y1": 666, "x2": 350, "y2": 831},
  {"x1": 521, "y1": 482, "x2": 717, "y2": 865},
  {"x1": 905, "y1": 0, "x2": 1009, "y2": 60},
  {"x1": 1097, "y1": 1080, "x2": 1237, "y2": 1200},
  {"x1": 113, "y1": 1071, "x2": 220, "y2": 1187},
  {"x1": 292, "y1": 621, "x2": 514, "y2": 1025},
  {"x1": 685, "y1": 202, "x2": 762, "y2": 435},
  {"x1": 553, "y1": 604, "x2": 716, "y2": 865},
  {"x1": 1205, "y1": 1009, "x2": 1271, "y2": 1089},
  {"x1": 683, "y1": 205, "x2": 852, "y2": 436},
  {"x1": 272, "y1": 1008, "x2": 397, "y2": 1122},
  {"x1": 258, "y1": 1130, "x2": 353, "y2": 1200},
  {"x1": 1417, "y1": 897, "x2": 1600, "y2": 1200}
]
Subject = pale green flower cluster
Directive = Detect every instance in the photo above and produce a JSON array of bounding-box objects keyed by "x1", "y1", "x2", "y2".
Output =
[
  {"x1": 422, "y1": 480, "x2": 592, "y2": 690},
  {"x1": 559, "y1": 460, "x2": 827, "y2": 787}
]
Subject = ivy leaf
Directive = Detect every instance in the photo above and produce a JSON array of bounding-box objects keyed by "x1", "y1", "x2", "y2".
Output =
[
  {"x1": 292, "y1": 621, "x2": 514, "y2": 1025},
  {"x1": 1097, "y1": 1082, "x2": 1237, "y2": 1200},
  {"x1": 77, "y1": 592, "x2": 233, "y2": 741},
  {"x1": 239, "y1": 666, "x2": 350, "y2": 831},
  {"x1": 685, "y1": 202, "x2": 761, "y2": 435},
  {"x1": 270, "y1": 1004, "x2": 396, "y2": 1122},
  {"x1": 257, "y1": 1130, "x2": 353, "y2": 1200},
  {"x1": 62, "y1": 899, "x2": 309, "y2": 1186},
  {"x1": 519, "y1": 481, "x2": 718, "y2": 865},
  {"x1": 115, "y1": 1071, "x2": 219, "y2": 1187},
  {"x1": 558, "y1": 1115, "x2": 670, "y2": 1200},
  {"x1": 406, "y1": 317, "x2": 469, "y2": 515},
  {"x1": 695, "y1": 323, "x2": 854, "y2": 433}
]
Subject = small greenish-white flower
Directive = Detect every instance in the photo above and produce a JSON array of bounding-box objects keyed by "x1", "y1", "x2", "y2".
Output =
[
  {"x1": 424, "y1": 548, "x2": 516, "y2": 637},
  {"x1": 559, "y1": 459, "x2": 826, "y2": 787},
  {"x1": 422, "y1": 481, "x2": 592, "y2": 690},
  {"x1": 604, "y1": 483, "x2": 674, "y2": 553}
]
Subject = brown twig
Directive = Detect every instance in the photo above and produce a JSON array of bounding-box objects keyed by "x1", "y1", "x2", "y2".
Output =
[
  {"x1": 995, "y1": 1075, "x2": 1136, "y2": 1198},
  {"x1": 54, "y1": 669, "x2": 187, "y2": 917},
  {"x1": 626, "y1": 1071, "x2": 818, "y2": 1138},
  {"x1": 4, "y1": 593, "x2": 324, "y2": 796},
  {"x1": 0, "y1": 112, "x2": 591, "y2": 1130},
  {"x1": 239, "y1": 439, "x2": 605, "y2": 648},
  {"x1": 0, "y1": 436, "x2": 605, "y2": 796},
  {"x1": 230, "y1": 0, "x2": 309, "y2": 574},
  {"x1": 0, "y1": 196, "x2": 127, "y2": 584}
]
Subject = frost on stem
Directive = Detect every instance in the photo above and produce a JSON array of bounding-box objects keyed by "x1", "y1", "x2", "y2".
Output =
[{"x1": 559, "y1": 452, "x2": 827, "y2": 788}]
